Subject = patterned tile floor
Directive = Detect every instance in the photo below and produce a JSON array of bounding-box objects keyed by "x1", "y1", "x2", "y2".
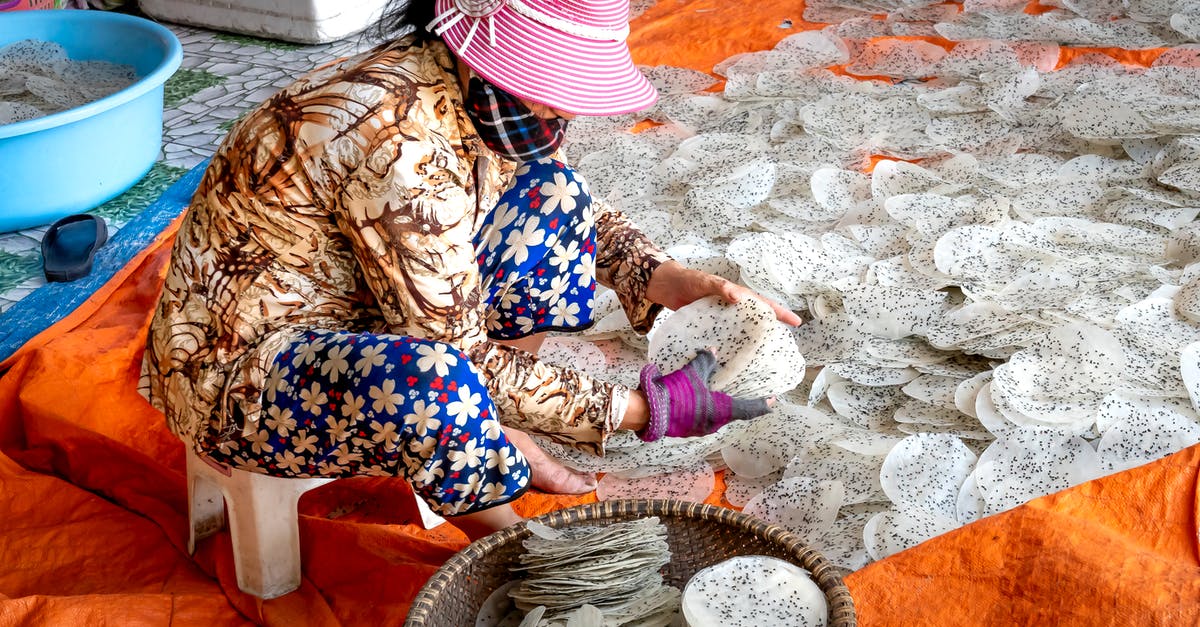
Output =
[{"x1": 0, "y1": 21, "x2": 376, "y2": 313}]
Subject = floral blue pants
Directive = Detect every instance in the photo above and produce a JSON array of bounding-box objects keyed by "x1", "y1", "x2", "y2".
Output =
[
  {"x1": 206, "y1": 159, "x2": 598, "y2": 516},
  {"x1": 475, "y1": 159, "x2": 597, "y2": 340}
]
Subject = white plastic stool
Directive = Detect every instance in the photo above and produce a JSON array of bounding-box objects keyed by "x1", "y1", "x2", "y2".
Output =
[{"x1": 186, "y1": 448, "x2": 446, "y2": 599}]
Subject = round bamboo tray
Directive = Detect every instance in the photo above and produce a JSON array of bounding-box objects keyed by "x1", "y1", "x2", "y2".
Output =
[{"x1": 405, "y1": 499, "x2": 856, "y2": 626}]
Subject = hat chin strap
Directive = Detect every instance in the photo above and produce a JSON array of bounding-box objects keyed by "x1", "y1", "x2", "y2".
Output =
[{"x1": 428, "y1": 0, "x2": 629, "y2": 55}]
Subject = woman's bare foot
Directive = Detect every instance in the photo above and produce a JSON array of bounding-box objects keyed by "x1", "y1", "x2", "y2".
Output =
[
  {"x1": 530, "y1": 456, "x2": 598, "y2": 494},
  {"x1": 503, "y1": 427, "x2": 598, "y2": 495}
]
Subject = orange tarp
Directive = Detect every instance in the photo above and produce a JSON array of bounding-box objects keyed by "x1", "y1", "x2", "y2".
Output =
[
  {"x1": 847, "y1": 447, "x2": 1200, "y2": 625},
  {"x1": 1, "y1": 1, "x2": 1198, "y2": 625}
]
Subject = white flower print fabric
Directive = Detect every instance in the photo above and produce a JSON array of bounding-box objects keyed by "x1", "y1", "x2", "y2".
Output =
[
  {"x1": 474, "y1": 159, "x2": 598, "y2": 340},
  {"x1": 206, "y1": 330, "x2": 531, "y2": 516}
]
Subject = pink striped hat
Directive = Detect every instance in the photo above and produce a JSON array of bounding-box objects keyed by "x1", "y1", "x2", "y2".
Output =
[{"x1": 428, "y1": 0, "x2": 659, "y2": 116}]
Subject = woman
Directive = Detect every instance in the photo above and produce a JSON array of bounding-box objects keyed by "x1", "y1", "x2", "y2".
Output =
[{"x1": 141, "y1": 0, "x2": 800, "y2": 538}]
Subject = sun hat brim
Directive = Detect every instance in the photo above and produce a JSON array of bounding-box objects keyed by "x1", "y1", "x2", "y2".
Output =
[{"x1": 434, "y1": 0, "x2": 659, "y2": 116}]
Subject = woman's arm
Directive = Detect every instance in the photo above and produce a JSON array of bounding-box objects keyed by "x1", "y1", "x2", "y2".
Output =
[
  {"x1": 593, "y1": 199, "x2": 801, "y2": 327},
  {"x1": 646, "y1": 260, "x2": 802, "y2": 326},
  {"x1": 592, "y1": 199, "x2": 674, "y2": 333}
]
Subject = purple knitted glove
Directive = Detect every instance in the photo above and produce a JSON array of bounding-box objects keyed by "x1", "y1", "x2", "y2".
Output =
[{"x1": 637, "y1": 349, "x2": 771, "y2": 442}]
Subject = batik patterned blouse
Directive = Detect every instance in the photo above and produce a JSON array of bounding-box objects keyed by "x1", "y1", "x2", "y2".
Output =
[{"x1": 140, "y1": 36, "x2": 669, "y2": 456}]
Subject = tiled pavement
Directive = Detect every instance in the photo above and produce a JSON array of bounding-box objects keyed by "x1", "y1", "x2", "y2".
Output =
[{"x1": 0, "y1": 22, "x2": 376, "y2": 312}]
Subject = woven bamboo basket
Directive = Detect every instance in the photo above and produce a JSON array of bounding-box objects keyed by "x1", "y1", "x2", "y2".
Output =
[{"x1": 405, "y1": 499, "x2": 856, "y2": 626}]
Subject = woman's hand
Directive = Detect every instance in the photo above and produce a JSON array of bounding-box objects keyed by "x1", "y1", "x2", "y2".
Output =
[{"x1": 645, "y1": 261, "x2": 802, "y2": 327}]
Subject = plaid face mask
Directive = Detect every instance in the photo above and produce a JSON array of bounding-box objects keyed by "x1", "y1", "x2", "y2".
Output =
[{"x1": 464, "y1": 77, "x2": 567, "y2": 162}]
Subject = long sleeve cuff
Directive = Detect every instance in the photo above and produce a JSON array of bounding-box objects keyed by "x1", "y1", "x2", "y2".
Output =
[
  {"x1": 467, "y1": 340, "x2": 623, "y2": 456},
  {"x1": 592, "y1": 200, "x2": 672, "y2": 334}
]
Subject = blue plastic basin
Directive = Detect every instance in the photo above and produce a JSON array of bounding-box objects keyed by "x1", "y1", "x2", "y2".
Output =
[{"x1": 0, "y1": 10, "x2": 182, "y2": 232}]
